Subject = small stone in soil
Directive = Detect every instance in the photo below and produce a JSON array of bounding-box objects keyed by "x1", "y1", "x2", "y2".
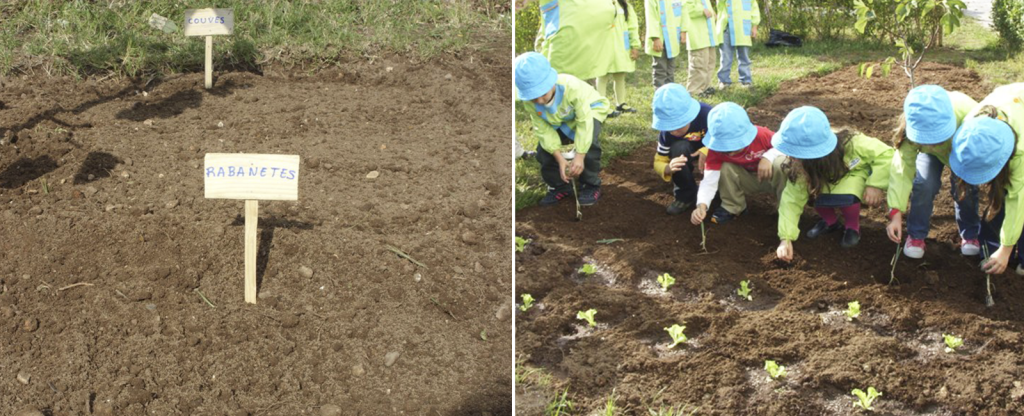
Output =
[
  {"x1": 461, "y1": 231, "x2": 479, "y2": 245},
  {"x1": 299, "y1": 266, "x2": 314, "y2": 278},
  {"x1": 16, "y1": 372, "x2": 30, "y2": 384},
  {"x1": 22, "y1": 317, "x2": 39, "y2": 332},
  {"x1": 13, "y1": 406, "x2": 44, "y2": 416},
  {"x1": 165, "y1": 200, "x2": 179, "y2": 209},
  {"x1": 495, "y1": 303, "x2": 511, "y2": 321},
  {"x1": 366, "y1": 170, "x2": 380, "y2": 179},
  {"x1": 351, "y1": 364, "x2": 366, "y2": 377},
  {"x1": 84, "y1": 186, "x2": 98, "y2": 196},
  {"x1": 384, "y1": 351, "x2": 401, "y2": 367},
  {"x1": 414, "y1": 272, "x2": 422, "y2": 282}
]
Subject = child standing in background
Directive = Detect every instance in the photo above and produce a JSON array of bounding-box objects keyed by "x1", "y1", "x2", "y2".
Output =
[
  {"x1": 773, "y1": 107, "x2": 894, "y2": 261},
  {"x1": 597, "y1": 0, "x2": 642, "y2": 117},
  {"x1": 681, "y1": 0, "x2": 719, "y2": 97},
  {"x1": 650, "y1": 83, "x2": 713, "y2": 215},
  {"x1": 886, "y1": 85, "x2": 981, "y2": 259},
  {"x1": 715, "y1": 0, "x2": 759, "y2": 89},
  {"x1": 645, "y1": 0, "x2": 686, "y2": 88}
]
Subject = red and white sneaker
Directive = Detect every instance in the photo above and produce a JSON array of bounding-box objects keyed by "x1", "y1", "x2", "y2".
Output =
[
  {"x1": 960, "y1": 238, "x2": 981, "y2": 256},
  {"x1": 903, "y1": 238, "x2": 925, "y2": 259}
]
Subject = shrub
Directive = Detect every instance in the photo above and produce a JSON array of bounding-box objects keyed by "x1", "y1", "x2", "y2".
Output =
[{"x1": 993, "y1": 0, "x2": 1024, "y2": 51}]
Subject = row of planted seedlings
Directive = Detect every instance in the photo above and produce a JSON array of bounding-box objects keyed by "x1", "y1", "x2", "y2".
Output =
[{"x1": 515, "y1": 235, "x2": 973, "y2": 412}]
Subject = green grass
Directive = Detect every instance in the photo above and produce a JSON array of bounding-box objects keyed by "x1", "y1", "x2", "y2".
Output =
[
  {"x1": 0, "y1": 0, "x2": 510, "y2": 77},
  {"x1": 515, "y1": 18, "x2": 1024, "y2": 211}
]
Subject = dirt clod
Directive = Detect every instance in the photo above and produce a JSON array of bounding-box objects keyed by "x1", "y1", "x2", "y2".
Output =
[
  {"x1": 22, "y1": 317, "x2": 38, "y2": 332},
  {"x1": 13, "y1": 406, "x2": 44, "y2": 416},
  {"x1": 319, "y1": 404, "x2": 343, "y2": 416},
  {"x1": 384, "y1": 351, "x2": 401, "y2": 367},
  {"x1": 280, "y1": 313, "x2": 300, "y2": 328},
  {"x1": 299, "y1": 266, "x2": 314, "y2": 279}
]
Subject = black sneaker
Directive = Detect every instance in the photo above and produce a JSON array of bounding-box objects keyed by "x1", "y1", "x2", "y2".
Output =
[
  {"x1": 697, "y1": 87, "x2": 716, "y2": 98},
  {"x1": 578, "y1": 187, "x2": 601, "y2": 206},
  {"x1": 666, "y1": 200, "x2": 693, "y2": 215},
  {"x1": 711, "y1": 207, "x2": 739, "y2": 224},
  {"x1": 841, "y1": 228, "x2": 861, "y2": 248},
  {"x1": 806, "y1": 220, "x2": 843, "y2": 239},
  {"x1": 606, "y1": 110, "x2": 622, "y2": 118},
  {"x1": 616, "y1": 103, "x2": 638, "y2": 114},
  {"x1": 540, "y1": 190, "x2": 571, "y2": 206}
]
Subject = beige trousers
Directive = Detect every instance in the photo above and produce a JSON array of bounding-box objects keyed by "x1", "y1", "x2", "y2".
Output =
[
  {"x1": 686, "y1": 47, "x2": 717, "y2": 95},
  {"x1": 718, "y1": 156, "x2": 788, "y2": 215}
]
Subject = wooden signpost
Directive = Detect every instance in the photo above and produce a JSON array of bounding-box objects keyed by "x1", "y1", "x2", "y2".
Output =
[
  {"x1": 183, "y1": 8, "x2": 234, "y2": 89},
  {"x1": 204, "y1": 153, "x2": 300, "y2": 304}
]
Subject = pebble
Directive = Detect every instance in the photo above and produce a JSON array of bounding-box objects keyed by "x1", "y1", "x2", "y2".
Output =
[
  {"x1": 143, "y1": 119, "x2": 154, "y2": 127},
  {"x1": 351, "y1": 364, "x2": 366, "y2": 377},
  {"x1": 444, "y1": 73, "x2": 453, "y2": 80},
  {"x1": 83, "y1": 186, "x2": 98, "y2": 197},
  {"x1": 87, "y1": 174, "x2": 95, "y2": 181},
  {"x1": 71, "y1": 190, "x2": 83, "y2": 199},
  {"x1": 495, "y1": 303, "x2": 511, "y2": 321},
  {"x1": 384, "y1": 351, "x2": 401, "y2": 367},
  {"x1": 22, "y1": 317, "x2": 39, "y2": 332},
  {"x1": 145, "y1": 303, "x2": 157, "y2": 311},
  {"x1": 281, "y1": 313, "x2": 300, "y2": 328},
  {"x1": 414, "y1": 272, "x2": 422, "y2": 282},
  {"x1": 165, "y1": 200, "x2": 179, "y2": 209},
  {"x1": 28, "y1": 206, "x2": 42, "y2": 215},
  {"x1": 475, "y1": 262, "x2": 484, "y2": 273},
  {"x1": 16, "y1": 372, "x2": 30, "y2": 384},
  {"x1": 299, "y1": 266, "x2": 314, "y2": 279},
  {"x1": 320, "y1": 404, "x2": 343, "y2": 416},
  {"x1": 217, "y1": 121, "x2": 225, "y2": 128},
  {"x1": 366, "y1": 170, "x2": 380, "y2": 179},
  {"x1": 13, "y1": 406, "x2": 43, "y2": 416},
  {"x1": 461, "y1": 231, "x2": 479, "y2": 245}
]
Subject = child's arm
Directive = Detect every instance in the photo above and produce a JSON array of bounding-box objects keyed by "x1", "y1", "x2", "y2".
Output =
[
  {"x1": 886, "y1": 140, "x2": 919, "y2": 215},
  {"x1": 527, "y1": 106, "x2": 563, "y2": 155},
  {"x1": 999, "y1": 153, "x2": 1024, "y2": 248},
  {"x1": 855, "y1": 134, "x2": 896, "y2": 191},
  {"x1": 653, "y1": 135, "x2": 674, "y2": 181},
  {"x1": 645, "y1": 0, "x2": 662, "y2": 51},
  {"x1": 627, "y1": 1, "x2": 642, "y2": 52},
  {"x1": 751, "y1": 0, "x2": 761, "y2": 38},
  {"x1": 777, "y1": 179, "x2": 808, "y2": 243}
]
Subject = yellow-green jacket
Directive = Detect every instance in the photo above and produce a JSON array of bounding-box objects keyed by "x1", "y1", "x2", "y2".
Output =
[
  {"x1": 888, "y1": 91, "x2": 978, "y2": 214},
  {"x1": 535, "y1": 0, "x2": 618, "y2": 80},
  {"x1": 967, "y1": 83, "x2": 1024, "y2": 246},
  {"x1": 608, "y1": 0, "x2": 641, "y2": 73},
  {"x1": 521, "y1": 74, "x2": 612, "y2": 155},
  {"x1": 645, "y1": 0, "x2": 686, "y2": 58},
  {"x1": 715, "y1": 0, "x2": 760, "y2": 47},
  {"x1": 779, "y1": 133, "x2": 894, "y2": 241},
  {"x1": 682, "y1": 0, "x2": 719, "y2": 50}
]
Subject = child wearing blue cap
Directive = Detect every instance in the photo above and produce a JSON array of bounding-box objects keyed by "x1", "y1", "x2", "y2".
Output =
[
  {"x1": 773, "y1": 107, "x2": 894, "y2": 262},
  {"x1": 690, "y1": 102, "x2": 787, "y2": 225},
  {"x1": 948, "y1": 83, "x2": 1024, "y2": 275},
  {"x1": 650, "y1": 83, "x2": 714, "y2": 215},
  {"x1": 886, "y1": 85, "x2": 981, "y2": 259},
  {"x1": 515, "y1": 52, "x2": 612, "y2": 206}
]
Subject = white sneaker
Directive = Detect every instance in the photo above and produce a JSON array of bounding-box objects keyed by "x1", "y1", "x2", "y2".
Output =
[
  {"x1": 960, "y1": 238, "x2": 981, "y2": 256},
  {"x1": 1017, "y1": 264, "x2": 1024, "y2": 276},
  {"x1": 903, "y1": 238, "x2": 925, "y2": 259}
]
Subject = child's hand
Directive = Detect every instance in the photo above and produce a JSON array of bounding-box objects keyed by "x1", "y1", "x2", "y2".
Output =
[
  {"x1": 690, "y1": 204, "x2": 707, "y2": 225},
  {"x1": 664, "y1": 155, "x2": 688, "y2": 176},
  {"x1": 680, "y1": 32, "x2": 687, "y2": 44},
  {"x1": 558, "y1": 157, "x2": 570, "y2": 183},
  {"x1": 751, "y1": 25, "x2": 758, "y2": 39},
  {"x1": 886, "y1": 211, "x2": 902, "y2": 243},
  {"x1": 983, "y1": 245, "x2": 1012, "y2": 275},
  {"x1": 630, "y1": 49, "x2": 639, "y2": 60},
  {"x1": 862, "y1": 186, "x2": 883, "y2": 206},
  {"x1": 703, "y1": 8, "x2": 714, "y2": 18},
  {"x1": 567, "y1": 156, "x2": 585, "y2": 179},
  {"x1": 691, "y1": 150, "x2": 706, "y2": 175},
  {"x1": 652, "y1": 38, "x2": 664, "y2": 52},
  {"x1": 776, "y1": 240, "x2": 794, "y2": 262},
  {"x1": 757, "y1": 158, "x2": 773, "y2": 182}
]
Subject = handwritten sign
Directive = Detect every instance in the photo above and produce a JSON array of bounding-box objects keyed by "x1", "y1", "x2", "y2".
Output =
[
  {"x1": 204, "y1": 153, "x2": 299, "y2": 201},
  {"x1": 183, "y1": 8, "x2": 234, "y2": 36}
]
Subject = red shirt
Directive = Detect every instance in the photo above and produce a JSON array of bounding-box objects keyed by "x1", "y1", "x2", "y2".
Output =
[{"x1": 704, "y1": 126, "x2": 775, "y2": 172}]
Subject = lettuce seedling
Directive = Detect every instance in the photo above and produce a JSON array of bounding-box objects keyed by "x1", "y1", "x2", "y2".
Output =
[
  {"x1": 764, "y1": 360, "x2": 787, "y2": 380},
  {"x1": 851, "y1": 387, "x2": 881, "y2": 411},
  {"x1": 519, "y1": 294, "x2": 535, "y2": 312},
  {"x1": 577, "y1": 309, "x2": 597, "y2": 327},
  {"x1": 515, "y1": 236, "x2": 531, "y2": 253},
  {"x1": 657, "y1": 273, "x2": 675, "y2": 291},
  {"x1": 664, "y1": 324, "x2": 687, "y2": 348},
  {"x1": 579, "y1": 263, "x2": 597, "y2": 276},
  {"x1": 846, "y1": 301, "x2": 861, "y2": 321},
  {"x1": 737, "y1": 280, "x2": 753, "y2": 301},
  {"x1": 943, "y1": 333, "x2": 963, "y2": 353}
]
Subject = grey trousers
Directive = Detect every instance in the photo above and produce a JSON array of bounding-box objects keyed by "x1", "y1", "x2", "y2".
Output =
[{"x1": 651, "y1": 48, "x2": 676, "y2": 88}]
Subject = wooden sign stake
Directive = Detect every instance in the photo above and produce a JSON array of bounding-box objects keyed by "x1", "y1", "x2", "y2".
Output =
[
  {"x1": 205, "y1": 35, "x2": 213, "y2": 89},
  {"x1": 244, "y1": 200, "x2": 258, "y2": 304}
]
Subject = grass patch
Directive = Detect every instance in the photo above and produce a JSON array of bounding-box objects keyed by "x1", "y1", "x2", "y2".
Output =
[{"x1": 0, "y1": 0, "x2": 510, "y2": 77}]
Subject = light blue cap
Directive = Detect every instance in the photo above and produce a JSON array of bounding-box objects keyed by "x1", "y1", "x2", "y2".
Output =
[
  {"x1": 703, "y1": 102, "x2": 758, "y2": 152},
  {"x1": 651, "y1": 83, "x2": 700, "y2": 131},
  {"x1": 904, "y1": 85, "x2": 957, "y2": 145},
  {"x1": 950, "y1": 116, "x2": 1015, "y2": 185},
  {"x1": 771, "y1": 106, "x2": 838, "y2": 159},
  {"x1": 514, "y1": 52, "x2": 558, "y2": 101}
]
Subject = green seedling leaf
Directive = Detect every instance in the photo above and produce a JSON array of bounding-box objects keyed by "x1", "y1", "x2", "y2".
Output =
[
  {"x1": 519, "y1": 293, "x2": 535, "y2": 312},
  {"x1": 943, "y1": 333, "x2": 963, "y2": 353},
  {"x1": 596, "y1": 238, "x2": 624, "y2": 244},
  {"x1": 579, "y1": 263, "x2": 597, "y2": 276},
  {"x1": 515, "y1": 236, "x2": 531, "y2": 253},
  {"x1": 852, "y1": 387, "x2": 882, "y2": 411},
  {"x1": 657, "y1": 273, "x2": 675, "y2": 291},
  {"x1": 737, "y1": 280, "x2": 753, "y2": 301},
  {"x1": 865, "y1": 65, "x2": 874, "y2": 79},
  {"x1": 846, "y1": 301, "x2": 861, "y2": 321},
  {"x1": 577, "y1": 309, "x2": 597, "y2": 327},
  {"x1": 664, "y1": 324, "x2": 687, "y2": 348},
  {"x1": 764, "y1": 360, "x2": 787, "y2": 380},
  {"x1": 480, "y1": 329, "x2": 487, "y2": 341}
]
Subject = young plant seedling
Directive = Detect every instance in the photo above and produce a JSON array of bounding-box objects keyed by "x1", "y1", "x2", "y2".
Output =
[
  {"x1": 657, "y1": 273, "x2": 675, "y2": 291},
  {"x1": 943, "y1": 333, "x2": 963, "y2": 353},
  {"x1": 579, "y1": 263, "x2": 597, "y2": 276},
  {"x1": 764, "y1": 360, "x2": 787, "y2": 380},
  {"x1": 889, "y1": 242, "x2": 901, "y2": 285},
  {"x1": 851, "y1": 387, "x2": 882, "y2": 411},
  {"x1": 577, "y1": 309, "x2": 597, "y2": 327},
  {"x1": 515, "y1": 236, "x2": 531, "y2": 253},
  {"x1": 519, "y1": 293, "x2": 535, "y2": 312},
  {"x1": 981, "y1": 244, "x2": 995, "y2": 307},
  {"x1": 737, "y1": 280, "x2": 753, "y2": 301},
  {"x1": 699, "y1": 222, "x2": 709, "y2": 253},
  {"x1": 846, "y1": 301, "x2": 861, "y2": 321},
  {"x1": 663, "y1": 324, "x2": 687, "y2": 348}
]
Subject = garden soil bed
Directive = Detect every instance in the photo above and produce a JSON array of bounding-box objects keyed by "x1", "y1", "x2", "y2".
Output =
[
  {"x1": 0, "y1": 48, "x2": 512, "y2": 415},
  {"x1": 516, "y1": 62, "x2": 1024, "y2": 415}
]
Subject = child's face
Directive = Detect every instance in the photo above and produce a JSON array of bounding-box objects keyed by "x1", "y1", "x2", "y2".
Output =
[
  {"x1": 531, "y1": 87, "x2": 556, "y2": 106},
  {"x1": 667, "y1": 123, "x2": 691, "y2": 137}
]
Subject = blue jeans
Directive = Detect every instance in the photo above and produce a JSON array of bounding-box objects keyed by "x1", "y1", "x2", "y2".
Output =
[
  {"x1": 717, "y1": 25, "x2": 752, "y2": 85},
  {"x1": 907, "y1": 153, "x2": 980, "y2": 240}
]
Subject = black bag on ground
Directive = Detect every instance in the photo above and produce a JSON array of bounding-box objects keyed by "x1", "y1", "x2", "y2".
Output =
[{"x1": 765, "y1": 29, "x2": 802, "y2": 47}]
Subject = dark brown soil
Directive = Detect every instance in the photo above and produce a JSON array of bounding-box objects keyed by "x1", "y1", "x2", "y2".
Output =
[
  {"x1": 515, "y1": 63, "x2": 1024, "y2": 415},
  {"x1": 0, "y1": 50, "x2": 513, "y2": 415}
]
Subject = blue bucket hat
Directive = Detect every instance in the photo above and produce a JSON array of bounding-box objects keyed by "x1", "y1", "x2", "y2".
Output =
[
  {"x1": 771, "y1": 106, "x2": 838, "y2": 159},
  {"x1": 904, "y1": 85, "x2": 957, "y2": 145},
  {"x1": 651, "y1": 83, "x2": 700, "y2": 131},
  {"x1": 703, "y1": 102, "x2": 758, "y2": 152},
  {"x1": 949, "y1": 116, "x2": 1015, "y2": 185},
  {"x1": 514, "y1": 52, "x2": 558, "y2": 101}
]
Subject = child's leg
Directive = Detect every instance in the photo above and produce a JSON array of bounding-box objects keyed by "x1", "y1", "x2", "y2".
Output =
[
  {"x1": 594, "y1": 74, "x2": 611, "y2": 102},
  {"x1": 906, "y1": 153, "x2": 943, "y2": 240},
  {"x1": 718, "y1": 162, "x2": 756, "y2": 214},
  {"x1": 737, "y1": 46, "x2": 752, "y2": 84},
  {"x1": 701, "y1": 47, "x2": 718, "y2": 91},
  {"x1": 652, "y1": 49, "x2": 673, "y2": 88},
  {"x1": 840, "y1": 203, "x2": 861, "y2": 232},
  {"x1": 815, "y1": 207, "x2": 840, "y2": 225},
  {"x1": 685, "y1": 50, "x2": 701, "y2": 95},
  {"x1": 579, "y1": 120, "x2": 604, "y2": 188},
  {"x1": 668, "y1": 139, "x2": 699, "y2": 204},
  {"x1": 951, "y1": 176, "x2": 982, "y2": 241},
  {"x1": 686, "y1": 47, "x2": 714, "y2": 94},
  {"x1": 717, "y1": 28, "x2": 734, "y2": 85},
  {"x1": 535, "y1": 146, "x2": 573, "y2": 192},
  {"x1": 611, "y1": 72, "x2": 627, "y2": 106}
]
